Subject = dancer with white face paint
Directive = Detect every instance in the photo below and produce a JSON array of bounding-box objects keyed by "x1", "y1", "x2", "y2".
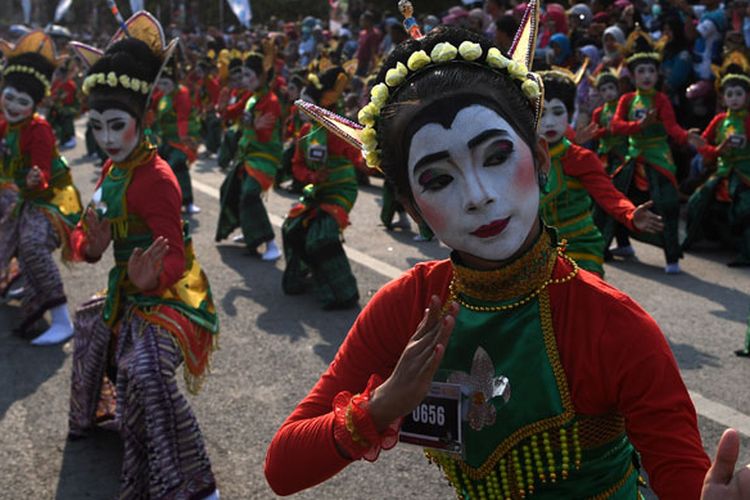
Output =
[
  {"x1": 0, "y1": 31, "x2": 83, "y2": 345},
  {"x1": 267, "y1": 4, "x2": 750, "y2": 498},
  {"x1": 215, "y1": 49, "x2": 284, "y2": 261},
  {"x1": 539, "y1": 70, "x2": 663, "y2": 276},
  {"x1": 68, "y1": 12, "x2": 220, "y2": 499},
  {"x1": 610, "y1": 28, "x2": 705, "y2": 274},
  {"x1": 152, "y1": 61, "x2": 203, "y2": 214},
  {"x1": 216, "y1": 55, "x2": 257, "y2": 170},
  {"x1": 684, "y1": 59, "x2": 750, "y2": 273},
  {"x1": 281, "y1": 66, "x2": 362, "y2": 309}
]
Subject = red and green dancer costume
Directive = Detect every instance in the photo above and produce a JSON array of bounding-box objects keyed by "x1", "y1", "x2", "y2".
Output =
[
  {"x1": 590, "y1": 100, "x2": 629, "y2": 174},
  {"x1": 0, "y1": 114, "x2": 82, "y2": 331},
  {"x1": 153, "y1": 84, "x2": 202, "y2": 207},
  {"x1": 540, "y1": 137, "x2": 637, "y2": 276},
  {"x1": 216, "y1": 87, "x2": 282, "y2": 249},
  {"x1": 68, "y1": 143, "x2": 219, "y2": 499},
  {"x1": 610, "y1": 89, "x2": 691, "y2": 264},
  {"x1": 217, "y1": 88, "x2": 252, "y2": 169},
  {"x1": 265, "y1": 227, "x2": 710, "y2": 498},
  {"x1": 684, "y1": 110, "x2": 750, "y2": 264},
  {"x1": 281, "y1": 123, "x2": 360, "y2": 308},
  {"x1": 48, "y1": 77, "x2": 79, "y2": 145}
]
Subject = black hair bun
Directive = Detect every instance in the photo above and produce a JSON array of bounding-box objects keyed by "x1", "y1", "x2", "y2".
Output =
[{"x1": 4, "y1": 52, "x2": 55, "y2": 104}]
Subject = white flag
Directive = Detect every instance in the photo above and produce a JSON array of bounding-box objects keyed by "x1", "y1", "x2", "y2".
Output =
[
  {"x1": 54, "y1": 0, "x2": 72, "y2": 22},
  {"x1": 129, "y1": 0, "x2": 144, "y2": 13},
  {"x1": 226, "y1": 0, "x2": 252, "y2": 28},
  {"x1": 21, "y1": 0, "x2": 31, "y2": 24}
]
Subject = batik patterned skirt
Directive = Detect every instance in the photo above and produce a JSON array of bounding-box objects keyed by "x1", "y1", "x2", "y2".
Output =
[{"x1": 69, "y1": 297, "x2": 216, "y2": 500}]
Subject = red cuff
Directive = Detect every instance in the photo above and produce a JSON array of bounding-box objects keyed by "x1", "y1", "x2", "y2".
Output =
[{"x1": 332, "y1": 374, "x2": 401, "y2": 462}]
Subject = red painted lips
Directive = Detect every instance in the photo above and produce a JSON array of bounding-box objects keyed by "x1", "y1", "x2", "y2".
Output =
[{"x1": 470, "y1": 217, "x2": 510, "y2": 238}]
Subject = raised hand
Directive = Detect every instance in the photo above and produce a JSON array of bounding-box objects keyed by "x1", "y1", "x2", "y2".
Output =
[
  {"x1": 574, "y1": 122, "x2": 599, "y2": 145},
  {"x1": 84, "y1": 207, "x2": 112, "y2": 259},
  {"x1": 368, "y1": 296, "x2": 459, "y2": 432},
  {"x1": 701, "y1": 428, "x2": 750, "y2": 499},
  {"x1": 687, "y1": 128, "x2": 707, "y2": 149},
  {"x1": 632, "y1": 200, "x2": 664, "y2": 234},
  {"x1": 25, "y1": 165, "x2": 42, "y2": 189},
  {"x1": 639, "y1": 109, "x2": 659, "y2": 128},
  {"x1": 127, "y1": 236, "x2": 169, "y2": 292}
]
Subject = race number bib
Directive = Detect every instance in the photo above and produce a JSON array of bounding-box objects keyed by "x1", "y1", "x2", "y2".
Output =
[{"x1": 400, "y1": 382, "x2": 462, "y2": 454}]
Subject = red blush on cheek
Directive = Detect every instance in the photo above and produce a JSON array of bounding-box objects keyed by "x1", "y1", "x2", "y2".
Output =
[
  {"x1": 123, "y1": 122, "x2": 138, "y2": 143},
  {"x1": 513, "y1": 160, "x2": 537, "y2": 192},
  {"x1": 416, "y1": 199, "x2": 447, "y2": 234}
]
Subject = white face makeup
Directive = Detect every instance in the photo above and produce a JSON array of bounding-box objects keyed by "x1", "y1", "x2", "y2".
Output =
[
  {"x1": 540, "y1": 98, "x2": 569, "y2": 145},
  {"x1": 634, "y1": 63, "x2": 658, "y2": 90},
  {"x1": 156, "y1": 77, "x2": 176, "y2": 95},
  {"x1": 2, "y1": 86, "x2": 35, "y2": 124},
  {"x1": 598, "y1": 82, "x2": 619, "y2": 102},
  {"x1": 89, "y1": 109, "x2": 140, "y2": 163},
  {"x1": 230, "y1": 67, "x2": 259, "y2": 91},
  {"x1": 723, "y1": 85, "x2": 748, "y2": 111},
  {"x1": 408, "y1": 105, "x2": 540, "y2": 262}
]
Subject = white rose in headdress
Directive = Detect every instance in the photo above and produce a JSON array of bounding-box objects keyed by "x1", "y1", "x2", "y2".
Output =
[
  {"x1": 458, "y1": 41, "x2": 483, "y2": 61},
  {"x1": 507, "y1": 61, "x2": 528, "y2": 79},
  {"x1": 107, "y1": 72, "x2": 118, "y2": 87},
  {"x1": 358, "y1": 103, "x2": 379, "y2": 127},
  {"x1": 407, "y1": 50, "x2": 431, "y2": 71},
  {"x1": 430, "y1": 42, "x2": 458, "y2": 63},
  {"x1": 522, "y1": 79, "x2": 541, "y2": 100},
  {"x1": 385, "y1": 62, "x2": 408, "y2": 87},
  {"x1": 486, "y1": 48, "x2": 510, "y2": 69},
  {"x1": 361, "y1": 126, "x2": 378, "y2": 152},
  {"x1": 370, "y1": 83, "x2": 390, "y2": 108}
]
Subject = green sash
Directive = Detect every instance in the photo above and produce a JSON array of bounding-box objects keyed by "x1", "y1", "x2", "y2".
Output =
[
  {"x1": 596, "y1": 101, "x2": 628, "y2": 160},
  {"x1": 156, "y1": 87, "x2": 201, "y2": 142},
  {"x1": 236, "y1": 89, "x2": 282, "y2": 178},
  {"x1": 297, "y1": 126, "x2": 357, "y2": 214},
  {"x1": 427, "y1": 229, "x2": 638, "y2": 499},
  {"x1": 714, "y1": 110, "x2": 750, "y2": 185},
  {"x1": 626, "y1": 90, "x2": 674, "y2": 175},
  {"x1": 540, "y1": 138, "x2": 604, "y2": 275}
]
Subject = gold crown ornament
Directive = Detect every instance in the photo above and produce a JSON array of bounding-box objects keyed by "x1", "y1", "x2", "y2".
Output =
[
  {"x1": 714, "y1": 50, "x2": 750, "y2": 90},
  {"x1": 0, "y1": 31, "x2": 66, "y2": 94},
  {"x1": 540, "y1": 57, "x2": 590, "y2": 86},
  {"x1": 295, "y1": 0, "x2": 544, "y2": 171},
  {"x1": 624, "y1": 25, "x2": 661, "y2": 66},
  {"x1": 70, "y1": 10, "x2": 178, "y2": 110}
]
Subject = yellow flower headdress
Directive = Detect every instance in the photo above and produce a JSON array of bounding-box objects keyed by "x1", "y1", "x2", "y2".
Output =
[
  {"x1": 70, "y1": 10, "x2": 178, "y2": 106},
  {"x1": 0, "y1": 31, "x2": 64, "y2": 94},
  {"x1": 295, "y1": 0, "x2": 544, "y2": 172},
  {"x1": 715, "y1": 50, "x2": 750, "y2": 90},
  {"x1": 624, "y1": 25, "x2": 661, "y2": 66}
]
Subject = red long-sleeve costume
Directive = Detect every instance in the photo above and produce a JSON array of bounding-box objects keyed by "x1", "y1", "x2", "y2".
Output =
[
  {"x1": 221, "y1": 89, "x2": 253, "y2": 124},
  {"x1": 698, "y1": 112, "x2": 750, "y2": 162},
  {"x1": 610, "y1": 91, "x2": 688, "y2": 144},
  {"x1": 562, "y1": 141, "x2": 637, "y2": 231},
  {"x1": 50, "y1": 79, "x2": 77, "y2": 106},
  {"x1": 265, "y1": 258, "x2": 709, "y2": 498},
  {"x1": 69, "y1": 155, "x2": 185, "y2": 295},
  {"x1": 0, "y1": 115, "x2": 56, "y2": 190}
]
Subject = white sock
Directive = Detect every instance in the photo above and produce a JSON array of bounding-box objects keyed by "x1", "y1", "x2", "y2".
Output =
[
  {"x1": 31, "y1": 303, "x2": 74, "y2": 346},
  {"x1": 202, "y1": 489, "x2": 220, "y2": 500},
  {"x1": 262, "y1": 240, "x2": 281, "y2": 261}
]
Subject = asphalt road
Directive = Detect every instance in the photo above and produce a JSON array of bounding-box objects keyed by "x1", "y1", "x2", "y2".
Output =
[{"x1": 1, "y1": 120, "x2": 749, "y2": 499}]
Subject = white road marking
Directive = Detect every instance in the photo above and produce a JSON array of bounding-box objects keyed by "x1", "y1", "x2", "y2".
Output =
[{"x1": 191, "y1": 178, "x2": 750, "y2": 437}]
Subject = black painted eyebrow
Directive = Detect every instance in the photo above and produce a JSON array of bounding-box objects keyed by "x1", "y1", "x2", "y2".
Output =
[
  {"x1": 413, "y1": 151, "x2": 450, "y2": 173},
  {"x1": 413, "y1": 128, "x2": 510, "y2": 172},
  {"x1": 467, "y1": 129, "x2": 508, "y2": 149}
]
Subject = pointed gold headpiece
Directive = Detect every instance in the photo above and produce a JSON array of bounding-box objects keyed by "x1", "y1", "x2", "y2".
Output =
[
  {"x1": 0, "y1": 31, "x2": 63, "y2": 93},
  {"x1": 70, "y1": 10, "x2": 177, "y2": 104},
  {"x1": 296, "y1": 0, "x2": 543, "y2": 171}
]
